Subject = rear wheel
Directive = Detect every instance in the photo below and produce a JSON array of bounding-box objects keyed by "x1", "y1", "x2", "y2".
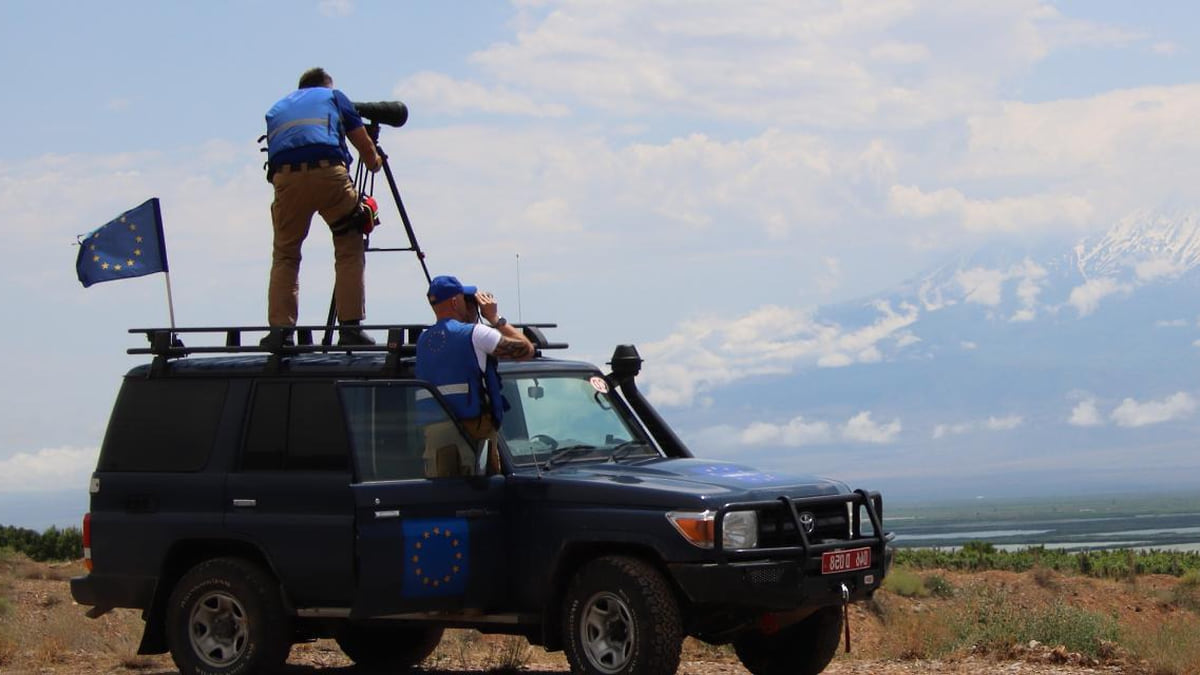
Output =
[
  {"x1": 335, "y1": 622, "x2": 443, "y2": 669},
  {"x1": 165, "y1": 557, "x2": 290, "y2": 675},
  {"x1": 562, "y1": 555, "x2": 682, "y2": 675},
  {"x1": 734, "y1": 606, "x2": 843, "y2": 675}
]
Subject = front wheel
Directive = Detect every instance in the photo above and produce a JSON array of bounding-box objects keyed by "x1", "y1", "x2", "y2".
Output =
[
  {"x1": 335, "y1": 622, "x2": 443, "y2": 669},
  {"x1": 734, "y1": 605, "x2": 843, "y2": 675},
  {"x1": 165, "y1": 557, "x2": 290, "y2": 675},
  {"x1": 562, "y1": 555, "x2": 682, "y2": 675}
]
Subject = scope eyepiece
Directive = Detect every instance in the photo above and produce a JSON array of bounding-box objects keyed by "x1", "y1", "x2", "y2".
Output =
[{"x1": 353, "y1": 101, "x2": 408, "y2": 128}]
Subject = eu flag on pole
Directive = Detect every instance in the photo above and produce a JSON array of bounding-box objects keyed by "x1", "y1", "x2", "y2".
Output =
[{"x1": 76, "y1": 198, "x2": 168, "y2": 288}]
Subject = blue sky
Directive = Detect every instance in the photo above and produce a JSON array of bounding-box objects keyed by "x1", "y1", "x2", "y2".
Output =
[{"x1": 3, "y1": 1, "x2": 1200, "y2": 526}]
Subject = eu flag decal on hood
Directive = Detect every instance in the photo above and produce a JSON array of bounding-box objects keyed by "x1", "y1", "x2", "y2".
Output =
[{"x1": 402, "y1": 518, "x2": 469, "y2": 596}]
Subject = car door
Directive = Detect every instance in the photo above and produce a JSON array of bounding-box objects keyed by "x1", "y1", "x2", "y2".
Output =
[
  {"x1": 338, "y1": 380, "x2": 507, "y2": 617},
  {"x1": 225, "y1": 379, "x2": 356, "y2": 608}
]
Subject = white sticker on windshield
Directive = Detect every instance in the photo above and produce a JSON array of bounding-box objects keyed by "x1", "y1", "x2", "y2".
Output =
[{"x1": 589, "y1": 376, "x2": 609, "y2": 393}]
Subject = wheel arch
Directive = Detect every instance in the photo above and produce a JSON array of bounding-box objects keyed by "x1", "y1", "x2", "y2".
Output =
[
  {"x1": 539, "y1": 541, "x2": 681, "y2": 652},
  {"x1": 137, "y1": 538, "x2": 286, "y2": 655}
]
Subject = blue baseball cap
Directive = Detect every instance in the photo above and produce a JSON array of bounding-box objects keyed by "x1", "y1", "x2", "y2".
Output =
[{"x1": 427, "y1": 275, "x2": 477, "y2": 305}]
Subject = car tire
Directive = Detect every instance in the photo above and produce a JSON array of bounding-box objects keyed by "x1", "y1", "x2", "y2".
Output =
[
  {"x1": 165, "y1": 557, "x2": 290, "y2": 675},
  {"x1": 335, "y1": 622, "x2": 443, "y2": 669},
  {"x1": 562, "y1": 555, "x2": 682, "y2": 675},
  {"x1": 733, "y1": 605, "x2": 843, "y2": 675}
]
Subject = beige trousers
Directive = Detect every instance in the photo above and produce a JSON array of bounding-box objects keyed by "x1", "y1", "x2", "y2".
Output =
[
  {"x1": 267, "y1": 162, "x2": 365, "y2": 327},
  {"x1": 423, "y1": 416, "x2": 501, "y2": 478}
]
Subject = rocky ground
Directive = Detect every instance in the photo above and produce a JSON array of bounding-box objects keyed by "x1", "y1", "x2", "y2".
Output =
[{"x1": 0, "y1": 557, "x2": 1191, "y2": 674}]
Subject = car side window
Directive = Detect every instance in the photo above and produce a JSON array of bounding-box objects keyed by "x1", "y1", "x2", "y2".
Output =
[
  {"x1": 241, "y1": 381, "x2": 350, "y2": 471},
  {"x1": 98, "y1": 379, "x2": 227, "y2": 472},
  {"x1": 339, "y1": 382, "x2": 477, "y2": 481}
]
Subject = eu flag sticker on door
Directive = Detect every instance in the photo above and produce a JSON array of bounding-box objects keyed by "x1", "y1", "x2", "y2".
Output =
[{"x1": 402, "y1": 518, "x2": 469, "y2": 596}]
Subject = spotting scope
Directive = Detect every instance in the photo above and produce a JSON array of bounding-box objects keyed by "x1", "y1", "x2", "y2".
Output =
[{"x1": 353, "y1": 101, "x2": 408, "y2": 128}]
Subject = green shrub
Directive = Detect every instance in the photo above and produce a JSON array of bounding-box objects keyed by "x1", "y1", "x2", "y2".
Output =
[
  {"x1": 955, "y1": 586, "x2": 1118, "y2": 658},
  {"x1": 894, "y1": 546, "x2": 1200, "y2": 579},
  {"x1": 882, "y1": 567, "x2": 929, "y2": 598},
  {"x1": 924, "y1": 573, "x2": 954, "y2": 598}
]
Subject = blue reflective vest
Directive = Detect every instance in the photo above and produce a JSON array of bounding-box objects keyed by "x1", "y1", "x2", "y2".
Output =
[
  {"x1": 416, "y1": 320, "x2": 506, "y2": 424},
  {"x1": 265, "y1": 88, "x2": 343, "y2": 162}
]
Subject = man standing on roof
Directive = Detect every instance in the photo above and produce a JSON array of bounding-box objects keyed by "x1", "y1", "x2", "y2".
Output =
[
  {"x1": 417, "y1": 275, "x2": 534, "y2": 474},
  {"x1": 263, "y1": 67, "x2": 381, "y2": 346}
]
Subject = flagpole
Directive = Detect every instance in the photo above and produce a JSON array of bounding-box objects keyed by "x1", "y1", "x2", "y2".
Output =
[{"x1": 164, "y1": 271, "x2": 177, "y2": 330}]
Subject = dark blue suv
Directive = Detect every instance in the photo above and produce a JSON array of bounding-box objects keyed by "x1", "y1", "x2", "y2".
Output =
[{"x1": 70, "y1": 324, "x2": 891, "y2": 675}]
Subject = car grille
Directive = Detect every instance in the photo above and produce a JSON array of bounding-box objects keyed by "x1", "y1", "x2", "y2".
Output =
[{"x1": 756, "y1": 501, "x2": 850, "y2": 548}]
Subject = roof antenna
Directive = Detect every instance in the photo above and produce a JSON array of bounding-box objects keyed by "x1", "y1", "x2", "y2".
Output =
[{"x1": 515, "y1": 252, "x2": 523, "y2": 324}]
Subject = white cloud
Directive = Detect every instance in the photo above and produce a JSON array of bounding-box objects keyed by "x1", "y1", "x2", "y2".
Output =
[
  {"x1": 1156, "y1": 319, "x2": 1188, "y2": 328},
  {"x1": 1068, "y1": 278, "x2": 1131, "y2": 316},
  {"x1": 1068, "y1": 399, "x2": 1104, "y2": 426},
  {"x1": 842, "y1": 411, "x2": 901, "y2": 444},
  {"x1": 0, "y1": 447, "x2": 98, "y2": 492},
  {"x1": 1135, "y1": 258, "x2": 1185, "y2": 281},
  {"x1": 888, "y1": 185, "x2": 1093, "y2": 233},
  {"x1": 318, "y1": 0, "x2": 352, "y2": 17},
  {"x1": 960, "y1": 340, "x2": 977, "y2": 350},
  {"x1": 482, "y1": 2, "x2": 1139, "y2": 131},
  {"x1": 741, "y1": 417, "x2": 833, "y2": 447},
  {"x1": 1151, "y1": 42, "x2": 1179, "y2": 56},
  {"x1": 395, "y1": 72, "x2": 570, "y2": 118},
  {"x1": 932, "y1": 422, "x2": 972, "y2": 439},
  {"x1": 932, "y1": 414, "x2": 1023, "y2": 438},
  {"x1": 643, "y1": 300, "x2": 920, "y2": 407},
  {"x1": 956, "y1": 267, "x2": 1006, "y2": 306},
  {"x1": 1111, "y1": 392, "x2": 1197, "y2": 427},
  {"x1": 985, "y1": 415, "x2": 1023, "y2": 431}
]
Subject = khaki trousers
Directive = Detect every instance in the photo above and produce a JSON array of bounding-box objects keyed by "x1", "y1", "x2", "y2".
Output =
[
  {"x1": 422, "y1": 416, "x2": 501, "y2": 477},
  {"x1": 267, "y1": 163, "x2": 364, "y2": 327}
]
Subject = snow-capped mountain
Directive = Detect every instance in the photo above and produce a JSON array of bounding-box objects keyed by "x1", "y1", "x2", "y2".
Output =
[{"x1": 662, "y1": 212, "x2": 1200, "y2": 500}]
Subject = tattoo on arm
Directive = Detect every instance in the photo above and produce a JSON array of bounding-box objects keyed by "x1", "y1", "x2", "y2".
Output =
[{"x1": 493, "y1": 336, "x2": 533, "y2": 359}]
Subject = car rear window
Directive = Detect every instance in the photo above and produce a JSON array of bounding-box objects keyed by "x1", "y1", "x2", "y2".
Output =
[{"x1": 98, "y1": 379, "x2": 228, "y2": 472}]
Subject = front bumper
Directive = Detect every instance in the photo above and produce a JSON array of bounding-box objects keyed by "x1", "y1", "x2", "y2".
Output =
[
  {"x1": 670, "y1": 489, "x2": 894, "y2": 610},
  {"x1": 669, "y1": 556, "x2": 886, "y2": 610}
]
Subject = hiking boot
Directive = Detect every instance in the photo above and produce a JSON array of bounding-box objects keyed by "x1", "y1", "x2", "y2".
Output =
[
  {"x1": 259, "y1": 331, "x2": 294, "y2": 349},
  {"x1": 337, "y1": 327, "x2": 376, "y2": 346}
]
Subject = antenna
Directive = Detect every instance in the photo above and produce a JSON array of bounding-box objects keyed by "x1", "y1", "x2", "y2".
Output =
[{"x1": 515, "y1": 252, "x2": 523, "y2": 323}]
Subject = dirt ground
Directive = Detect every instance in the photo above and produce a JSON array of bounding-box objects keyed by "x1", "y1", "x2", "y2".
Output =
[{"x1": 0, "y1": 558, "x2": 1190, "y2": 674}]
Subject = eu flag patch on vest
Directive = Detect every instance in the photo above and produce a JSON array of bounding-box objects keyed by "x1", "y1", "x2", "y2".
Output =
[{"x1": 402, "y1": 518, "x2": 469, "y2": 596}]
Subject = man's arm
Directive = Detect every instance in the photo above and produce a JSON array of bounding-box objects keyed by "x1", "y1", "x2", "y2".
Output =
[
  {"x1": 475, "y1": 291, "x2": 534, "y2": 360},
  {"x1": 347, "y1": 127, "x2": 382, "y2": 172},
  {"x1": 492, "y1": 325, "x2": 534, "y2": 360}
]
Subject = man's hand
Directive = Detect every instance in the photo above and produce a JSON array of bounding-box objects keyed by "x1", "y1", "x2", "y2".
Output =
[{"x1": 475, "y1": 291, "x2": 500, "y2": 324}]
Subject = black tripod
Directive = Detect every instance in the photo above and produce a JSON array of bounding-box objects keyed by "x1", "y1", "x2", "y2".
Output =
[{"x1": 322, "y1": 121, "x2": 431, "y2": 346}]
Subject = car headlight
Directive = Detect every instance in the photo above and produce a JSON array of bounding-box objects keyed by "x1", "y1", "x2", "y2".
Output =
[
  {"x1": 722, "y1": 510, "x2": 758, "y2": 549},
  {"x1": 667, "y1": 510, "x2": 758, "y2": 550}
]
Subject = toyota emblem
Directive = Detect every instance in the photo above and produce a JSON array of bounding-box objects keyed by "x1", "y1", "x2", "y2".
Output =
[{"x1": 798, "y1": 511, "x2": 816, "y2": 534}]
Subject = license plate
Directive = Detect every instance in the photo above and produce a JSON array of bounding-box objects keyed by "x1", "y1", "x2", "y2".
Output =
[{"x1": 821, "y1": 547, "x2": 871, "y2": 574}]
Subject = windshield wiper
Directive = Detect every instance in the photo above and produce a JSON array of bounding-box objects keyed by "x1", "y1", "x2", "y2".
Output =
[
  {"x1": 545, "y1": 444, "x2": 601, "y2": 467},
  {"x1": 609, "y1": 440, "x2": 652, "y2": 462}
]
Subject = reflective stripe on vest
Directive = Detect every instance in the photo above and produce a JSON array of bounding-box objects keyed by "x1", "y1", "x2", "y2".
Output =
[
  {"x1": 415, "y1": 383, "x2": 470, "y2": 401},
  {"x1": 265, "y1": 88, "x2": 342, "y2": 162}
]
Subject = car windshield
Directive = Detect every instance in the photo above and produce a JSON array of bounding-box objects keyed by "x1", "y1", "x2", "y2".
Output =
[{"x1": 498, "y1": 372, "x2": 659, "y2": 467}]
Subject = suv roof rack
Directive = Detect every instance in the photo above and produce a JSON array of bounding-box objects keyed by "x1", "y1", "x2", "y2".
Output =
[{"x1": 129, "y1": 323, "x2": 567, "y2": 376}]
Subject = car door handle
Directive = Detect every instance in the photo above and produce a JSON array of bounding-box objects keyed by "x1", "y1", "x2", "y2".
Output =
[
  {"x1": 231, "y1": 499, "x2": 257, "y2": 508},
  {"x1": 456, "y1": 508, "x2": 498, "y2": 518},
  {"x1": 374, "y1": 510, "x2": 401, "y2": 519}
]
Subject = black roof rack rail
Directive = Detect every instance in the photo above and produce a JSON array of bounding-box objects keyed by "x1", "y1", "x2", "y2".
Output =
[{"x1": 129, "y1": 323, "x2": 566, "y2": 359}]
